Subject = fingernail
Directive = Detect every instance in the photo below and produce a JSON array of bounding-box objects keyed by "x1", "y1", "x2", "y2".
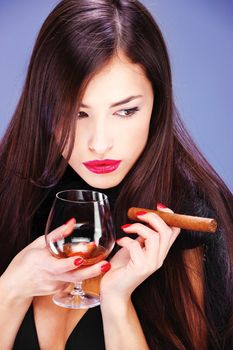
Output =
[
  {"x1": 121, "y1": 224, "x2": 132, "y2": 229},
  {"x1": 65, "y1": 217, "x2": 76, "y2": 226},
  {"x1": 74, "y1": 257, "x2": 84, "y2": 266},
  {"x1": 135, "y1": 211, "x2": 147, "y2": 216},
  {"x1": 157, "y1": 203, "x2": 167, "y2": 209},
  {"x1": 101, "y1": 262, "x2": 111, "y2": 273}
]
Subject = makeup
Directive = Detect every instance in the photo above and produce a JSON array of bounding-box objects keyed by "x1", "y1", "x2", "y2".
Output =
[{"x1": 83, "y1": 159, "x2": 121, "y2": 174}]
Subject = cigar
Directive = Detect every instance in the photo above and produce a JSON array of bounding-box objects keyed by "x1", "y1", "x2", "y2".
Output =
[{"x1": 127, "y1": 207, "x2": 217, "y2": 233}]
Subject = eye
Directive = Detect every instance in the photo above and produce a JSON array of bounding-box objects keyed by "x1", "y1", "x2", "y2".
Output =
[
  {"x1": 115, "y1": 107, "x2": 139, "y2": 118},
  {"x1": 76, "y1": 111, "x2": 89, "y2": 119}
]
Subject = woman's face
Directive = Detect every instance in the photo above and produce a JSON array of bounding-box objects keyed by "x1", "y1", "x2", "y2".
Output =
[{"x1": 67, "y1": 53, "x2": 154, "y2": 188}]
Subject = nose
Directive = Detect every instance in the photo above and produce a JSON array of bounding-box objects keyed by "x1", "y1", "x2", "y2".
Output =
[{"x1": 88, "y1": 119, "x2": 113, "y2": 157}]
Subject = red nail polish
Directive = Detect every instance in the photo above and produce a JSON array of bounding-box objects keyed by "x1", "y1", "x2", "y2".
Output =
[
  {"x1": 157, "y1": 203, "x2": 167, "y2": 209},
  {"x1": 65, "y1": 217, "x2": 76, "y2": 225},
  {"x1": 101, "y1": 262, "x2": 111, "y2": 273},
  {"x1": 135, "y1": 211, "x2": 147, "y2": 216},
  {"x1": 121, "y1": 224, "x2": 132, "y2": 229},
  {"x1": 74, "y1": 257, "x2": 84, "y2": 266}
]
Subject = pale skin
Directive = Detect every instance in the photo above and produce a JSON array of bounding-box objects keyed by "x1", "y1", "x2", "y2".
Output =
[
  {"x1": 0, "y1": 221, "x2": 110, "y2": 349},
  {"x1": 100, "y1": 209, "x2": 180, "y2": 350},
  {"x1": 0, "y1": 52, "x2": 204, "y2": 350},
  {"x1": 65, "y1": 53, "x2": 154, "y2": 189}
]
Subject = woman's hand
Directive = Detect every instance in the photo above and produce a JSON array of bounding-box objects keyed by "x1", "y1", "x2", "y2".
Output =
[
  {"x1": 0, "y1": 219, "x2": 109, "y2": 301},
  {"x1": 100, "y1": 204, "x2": 180, "y2": 301}
]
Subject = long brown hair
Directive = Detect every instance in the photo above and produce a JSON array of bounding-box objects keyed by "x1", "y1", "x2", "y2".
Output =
[{"x1": 0, "y1": 0, "x2": 232, "y2": 348}]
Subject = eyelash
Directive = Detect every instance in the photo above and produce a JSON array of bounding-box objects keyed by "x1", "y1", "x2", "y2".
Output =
[
  {"x1": 77, "y1": 111, "x2": 88, "y2": 119},
  {"x1": 115, "y1": 107, "x2": 139, "y2": 118},
  {"x1": 76, "y1": 107, "x2": 139, "y2": 119}
]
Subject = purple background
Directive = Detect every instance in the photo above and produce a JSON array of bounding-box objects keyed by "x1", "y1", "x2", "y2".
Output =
[{"x1": 0, "y1": 0, "x2": 232, "y2": 190}]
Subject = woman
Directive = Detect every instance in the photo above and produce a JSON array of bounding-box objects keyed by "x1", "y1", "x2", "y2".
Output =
[{"x1": 0, "y1": 0, "x2": 232, "y2": 349}]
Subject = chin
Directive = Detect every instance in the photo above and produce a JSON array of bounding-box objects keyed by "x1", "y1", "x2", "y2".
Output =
[{"x1": 84, "y1": 174, "x2": 123, "y2": 189}]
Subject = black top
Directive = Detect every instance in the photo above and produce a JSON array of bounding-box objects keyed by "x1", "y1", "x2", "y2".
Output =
[{"x1": 14, "y1": 305, "x2": 105, "y2": 350}]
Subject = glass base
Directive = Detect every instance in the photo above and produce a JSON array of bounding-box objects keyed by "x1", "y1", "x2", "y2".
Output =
[{"x1": 52, "y1": 290, "x2": 100, "y2": 309}]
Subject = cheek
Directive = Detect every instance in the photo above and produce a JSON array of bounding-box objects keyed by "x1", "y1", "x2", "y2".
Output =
[
  {"x1": 73, "y1": 123, "x2": 87, "y2": 149},
  {"x1": 115, "y1": 121, "x2": 149, "y2": 164},
  {"x1": 124, "y1": 120, "x2": 150, "y2": 148},
  {"x1": 65, "y1": 124, "x2": 85, "y2": 162}
]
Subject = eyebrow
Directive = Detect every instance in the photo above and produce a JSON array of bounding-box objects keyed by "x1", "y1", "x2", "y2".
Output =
[{"x1": 80, "y1": 95, "x2": 143, "y2": 109}]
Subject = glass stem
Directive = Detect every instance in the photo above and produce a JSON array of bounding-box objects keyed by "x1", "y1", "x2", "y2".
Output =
[{"x1": 71, "y1": 281, "x2": 85, "y2": 298}]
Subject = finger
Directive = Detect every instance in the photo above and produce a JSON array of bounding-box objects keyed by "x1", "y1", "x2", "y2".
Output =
[
  {"x1": 136, "y1": 211, "x2": 172, "y2": 235},
  {"x1": 123, "y1": 215, "x2": 176, "y2": 265},
  {"x1": 29, "y1": 218, "x2": 76, "y2": 250},
  {"x1": 55, "y1": 260, "x2": 111, "y2": 283},
  {"x1": 156, "y1": 202, "x2": 172, "y2": 212},
  {"x1": 156, "y1": 203, "x2": 180, "y2": 242},
  {"x1": 157, "y1": 203, "x2": 180, "y2": 233},
  {"x1": 46, "y1": 218, "x2": 76, "y2": 244},
  {"x1": 46, "y1": 254, "x2": 85, "y2": 275},
  {"x1": 136, "y1": 236, "x2": 145, "y2": 247},
  {"x1": 148, "y1": 211, "x2": 178, "y2": 263},
  {"x1": 122, "y1": 224, "x2": 160, "y2": 264},
  {"x1": 116, "y1": 237, "x2": 146, "y2": 269},
  {"x1": 41, "y1": 281, "x2": 71, "y2": 295},
  {"x1": 122, "y1": 222, "x2": 159, "y2": 240},
  {"x1": 155, "y1": 204, "x2": 180, "y2": 259},
  {"x1": 136, "y1": 211, "x2": 179, "y2": 251}
]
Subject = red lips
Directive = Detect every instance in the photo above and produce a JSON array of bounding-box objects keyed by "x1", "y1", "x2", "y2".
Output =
[{"x1": 83, "y1": 159, "x2": 121, "y2": 174}]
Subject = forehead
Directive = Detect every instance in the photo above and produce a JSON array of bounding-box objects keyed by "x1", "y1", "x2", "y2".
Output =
[{"x1": 81, "y1": 53, "x2": 152, "y2": 104}]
